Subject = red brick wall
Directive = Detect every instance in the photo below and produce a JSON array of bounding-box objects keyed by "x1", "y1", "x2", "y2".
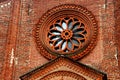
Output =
[
  {"x1": 0, "y1": 1, "x2": 12, "y2": 79},
  {"x1": 0, "y1": 0, "x2": 120, "y2": 80},
  {"x1": 115, "y1": 0, "x2": 120, "y2": 70}
]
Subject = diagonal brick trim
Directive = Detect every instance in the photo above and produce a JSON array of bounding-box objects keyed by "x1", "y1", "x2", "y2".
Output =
[{"x1": 20, "y1": 57, "x2": 107, "y2": 80}]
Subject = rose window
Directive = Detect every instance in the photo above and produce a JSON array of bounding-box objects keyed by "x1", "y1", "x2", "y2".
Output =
[
  {"x1": 48, "y1": 17, "x2": 87, "y2": 53},
  {"x1": 34, "y1": 4, "x2": 98, "y2": 60}
]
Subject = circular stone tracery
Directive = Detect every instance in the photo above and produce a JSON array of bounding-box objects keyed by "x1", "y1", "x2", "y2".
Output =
[
  {"x1": 34, "y1": 4, "x2": 98, "y2": 60},
  {"x1": 48, "y1": 17, "x2": 87, "y2": 53},
  {"x1": 61, "y1": 30, "x2": 73, "y2": 40}
]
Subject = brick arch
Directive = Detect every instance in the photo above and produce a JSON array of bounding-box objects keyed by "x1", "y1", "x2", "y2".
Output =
[{"x1": 40, "y1": 71, "x2": 86, "y2": 80}]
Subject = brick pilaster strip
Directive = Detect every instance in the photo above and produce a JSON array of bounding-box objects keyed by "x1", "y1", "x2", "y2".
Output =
[{"x1": 2, "y1": 0, "x2": 21, "y2": 80}]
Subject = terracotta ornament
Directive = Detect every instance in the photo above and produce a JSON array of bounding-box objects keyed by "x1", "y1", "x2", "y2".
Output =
[{"x1": 34, "y1": 4, "x2": 98, "y2": 60}]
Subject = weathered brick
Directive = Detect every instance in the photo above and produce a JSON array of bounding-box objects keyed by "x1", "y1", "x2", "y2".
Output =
[{"x1": 0, "y1": 0, "x2": 120, "y2": 80}]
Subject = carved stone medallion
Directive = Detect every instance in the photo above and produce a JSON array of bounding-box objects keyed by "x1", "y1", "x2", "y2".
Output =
[{"x1": 34, "y1": 4, "x2": 98, "y2": 60}]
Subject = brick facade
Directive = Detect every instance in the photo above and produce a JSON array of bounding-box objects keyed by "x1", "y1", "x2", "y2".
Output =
[
  {"x1": 115, "y1": 0, "x2": 120, "y2": 70},
  {"x1": 0, "y1": 0, "x2": 12, "y2": 79},
  {"x1": 0, "y1": 0, "x2": 120, "y2": 80}
]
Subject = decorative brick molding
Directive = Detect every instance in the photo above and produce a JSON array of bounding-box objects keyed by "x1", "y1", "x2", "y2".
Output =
[
  {"x1": 20, "y1": 57, "x2": 107, "y2": 80},
  {"x1": 1, "y1": 0, "x2": 21, "y2": 80},
  {"x1": 41, "y1": 71, "x2": 86, "y2": 80},
  {"x1": 34, "y1": 4, "x2": 98, "y2": 60}
]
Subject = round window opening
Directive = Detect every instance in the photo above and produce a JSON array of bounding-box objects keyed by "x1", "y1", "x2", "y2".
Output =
[
  {"x1": 48, "y1": 17, "x2": 87, "y2": 53},
  {"x1": 34, "y1": 4, "x2": 98, "y2": 60}
]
